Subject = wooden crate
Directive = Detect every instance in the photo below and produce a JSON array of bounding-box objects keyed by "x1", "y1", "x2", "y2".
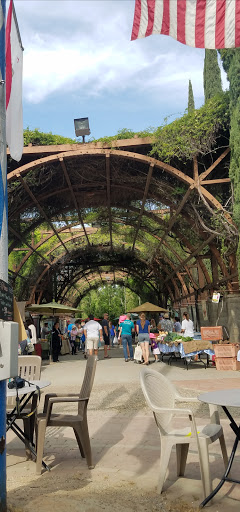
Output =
[
  {"x1": 201, "y1": 326, "x2": 223, "y2": 341},
  {"x1": 215, "y1": 357, "x2": 240, "y2": 371},
  {"x1": 214, "y1": 344, "x2": 239, "y2": 358}
]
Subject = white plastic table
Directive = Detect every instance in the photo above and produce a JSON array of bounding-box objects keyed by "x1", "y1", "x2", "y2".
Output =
[
  {"x1": 7, "y1": 380, "x2": 51, "y2": 469},
  {"x1": 198, "y1": 389, "x2": 240, "y2": 507}
]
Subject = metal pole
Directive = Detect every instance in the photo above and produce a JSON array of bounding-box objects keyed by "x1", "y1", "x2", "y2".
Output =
[{"x1": 0, "y1": 1, "x2": 7, "y2": 510}]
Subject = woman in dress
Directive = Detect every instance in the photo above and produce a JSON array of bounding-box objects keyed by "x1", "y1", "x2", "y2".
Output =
[
  {"x1": 136, "y1": 312, "x2": 150, "y2": 365},
  {"x1": 181, "y1": 312, "x2": 194, "y2": 338},
  {"x1": 52, "y1": 321, "x2": 62, "y2": 362}
]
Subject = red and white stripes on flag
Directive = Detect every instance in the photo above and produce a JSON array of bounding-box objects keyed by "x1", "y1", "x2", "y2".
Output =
[
  {"x1": 131, "y1": 0, "x2": 240, "y2": 49},
  {"x1": 6, "y1": 0, "x2": 23, "y2": 162}
]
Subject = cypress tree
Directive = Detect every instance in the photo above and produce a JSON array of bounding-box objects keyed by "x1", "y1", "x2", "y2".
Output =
[
  {"x1": 204, "y1": 49, "x2": 222, "y2": 102},
  {"x1": 188, "y1": 79, "x2": 195, "y2": 113}
]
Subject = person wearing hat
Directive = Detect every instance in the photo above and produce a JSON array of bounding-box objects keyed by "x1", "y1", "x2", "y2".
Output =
[{"x1": 159, "y1": 312, "x2": 173, "y2": 332}]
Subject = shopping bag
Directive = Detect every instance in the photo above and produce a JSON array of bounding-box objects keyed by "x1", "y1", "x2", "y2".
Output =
[
  {"x1": 134, "y1": 343, "x2": 142, "y2": 362},
  {"x1": 113, "y1": 336, "x2": 118, "y2": 345}
]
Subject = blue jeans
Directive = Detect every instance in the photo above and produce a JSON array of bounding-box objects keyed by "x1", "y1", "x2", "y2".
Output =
[{"x1": 122, "y1": 335, "x2": 133, "y2": 360}]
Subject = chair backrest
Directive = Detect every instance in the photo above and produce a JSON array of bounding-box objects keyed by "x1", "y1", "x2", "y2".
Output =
[
  {"x1": 140, "y1": 367, "x2": 176, "y2": 434},
  {"x1": 7, "y1": 355, "x2": 42, "y2": 409},
  {"x1": 78, "y1": 355, "x2": 97, "y2": 414},
  {"x1": 18, "y1": 355, "x2": 42, "y2": 381}
]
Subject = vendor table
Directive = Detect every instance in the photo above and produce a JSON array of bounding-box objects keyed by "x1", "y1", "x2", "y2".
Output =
[
  {"x1": 158, "y1": 340, "x2": 214, "y2": 369},
  {"x1": 7, "y1": 380, "x2": 51, "y2": 470},
  {"x1": 198, "y1": 389, "x2": 240, "y2": 508}
]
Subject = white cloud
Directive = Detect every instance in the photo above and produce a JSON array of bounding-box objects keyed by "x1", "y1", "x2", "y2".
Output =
[{"x1": 16, "y1": 0, "x2": 206, "y2": 106}]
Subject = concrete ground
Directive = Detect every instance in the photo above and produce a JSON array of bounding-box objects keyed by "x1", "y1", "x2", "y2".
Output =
[{"x1": 6, "y1": 346, "x2": 240, "y2": 512}]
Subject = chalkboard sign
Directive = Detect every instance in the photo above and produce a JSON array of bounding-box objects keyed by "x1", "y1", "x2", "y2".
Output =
[{"x1": 0, "y1": 279, "x2": 13, "y2": 321}]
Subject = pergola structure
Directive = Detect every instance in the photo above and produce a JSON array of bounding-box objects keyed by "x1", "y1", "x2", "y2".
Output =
[{"x1": 7, "y1": 136, "x2": 239, "y2": 327}]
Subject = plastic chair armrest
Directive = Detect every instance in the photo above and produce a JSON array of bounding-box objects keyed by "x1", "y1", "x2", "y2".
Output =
[
  {"x1": 48, "y1": 396, "x2": 88, "y2": 404},
  {"x1": 152, "y1": 406, "x2": 193, "y2": 415}
]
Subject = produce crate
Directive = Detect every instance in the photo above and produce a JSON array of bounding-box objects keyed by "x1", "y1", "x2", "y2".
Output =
[
  {"x1": 214, "y1": 344, "x2": 239, "y2": 358},
  {"x1": 215, "y1": 357, "x2": 240, "y2": 371},
  {"x1": 201, "y1": 326, "x2": 223, "y2": 341}
]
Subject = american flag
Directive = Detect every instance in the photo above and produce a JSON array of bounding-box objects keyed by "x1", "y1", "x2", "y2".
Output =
[{"x1": 131, "y1": 0, "x2": 240, "y2": 49}]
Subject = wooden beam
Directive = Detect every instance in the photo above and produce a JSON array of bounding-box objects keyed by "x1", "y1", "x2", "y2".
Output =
[
  {"x1": 9, "y1": 226, "x2": 51, "y2": 267},
  {"x1": 201, "y1": 178, "x2": 231, "y2": 185},
  {"x1": 132, "y1": 163, "x2": 154, "y2": 250},
  {"x1": 199, "y1": 147, "x2": 230, "y2": 182},
  {"x1": 17, "y1": 173, "x2": 69, "y2": 254},
  {"x1": 9, "y1": 136, "x2": 153, "y2": 156},
  {"x1": 193, "y1": 156, "x2": 198, "y2": 181},
  {"x1": 164, "y1": 234, "x2": 215, "y2": 284},
  {"x1": 59, "y1": 157, "x2": 90, "y2": 246},
  {"x1": 106, "y1": 153, "x2": 113, "y2": 249}
]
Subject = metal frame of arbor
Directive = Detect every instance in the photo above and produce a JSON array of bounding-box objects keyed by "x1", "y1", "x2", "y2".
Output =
[{"x1": 7, "y1": 137, "x2": 238, "y2": 309}]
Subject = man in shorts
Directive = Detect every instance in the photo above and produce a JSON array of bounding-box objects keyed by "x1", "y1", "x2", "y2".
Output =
[
  {"x1": 102, "y1": 312, "x2": 110, "y2": 358},
  {"x1": 84, "y1": 314, "x2": 103, "y2": 358}
]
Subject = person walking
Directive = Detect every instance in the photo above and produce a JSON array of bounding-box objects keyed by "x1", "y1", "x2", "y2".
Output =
[
  {"x1": 119, "y1": 313, "x2": 134, "y2": 362},
  {"x1": 136, "y1": 312, "x2": 150, "y2": 365},
  {"x1": 110, "y1": 322, "x2": 116, "y2": 347},
  {"x1": 27, "y1": 318, "x2": 37, "y2": 349},
  {"x1": 84, "y1": 314, "x2": 103, "y2": 358},
  {"x1": 102, "y1": 313, "x2": 111, "y2": 358},
  {"x1": 52, "y1": 321, "x2": 62, "y2": 362},
  {"x1": 181, "y1": 312, "x2": 194, "y2": 338},
  {"x1": 70, "y1": 325, "x2": 77, "y2": 355}
]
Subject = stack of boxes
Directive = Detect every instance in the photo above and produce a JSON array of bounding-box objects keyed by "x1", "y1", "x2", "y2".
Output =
[{"x1": 214, "y1": 344, "x2": 240, "y2": 371}]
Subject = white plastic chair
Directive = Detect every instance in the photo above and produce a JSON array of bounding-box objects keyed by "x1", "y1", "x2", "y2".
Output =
[
  {"x1": 7, "y1": 355, "x2": 42, "y2": 458},
  {"x1": 140, "y1": 367, "x2": 228, "y2": 499}
]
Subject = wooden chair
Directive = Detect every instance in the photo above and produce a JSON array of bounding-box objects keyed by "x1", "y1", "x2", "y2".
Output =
[
  {"x1": 7, "y1": 355, "x2": 42, "y2": 459},
  {"x1": 35, "y1": 355, "x2": 97, "y2": 474}
]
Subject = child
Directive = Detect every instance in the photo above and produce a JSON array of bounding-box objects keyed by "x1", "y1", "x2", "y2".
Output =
[
  {"x1": 151, "y1": 337, "x2": 161, "y2": 363},
  {"x1": 70, "y1": 325, "x2": 77, "y2": 355}
]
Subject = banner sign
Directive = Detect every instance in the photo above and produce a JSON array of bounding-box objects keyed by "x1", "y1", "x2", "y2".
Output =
[{"x1": 0, "y1": 279, "x2": 13, "y2": 321}]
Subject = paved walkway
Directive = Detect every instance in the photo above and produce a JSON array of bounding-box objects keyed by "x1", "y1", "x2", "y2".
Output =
[{"x1": 6, "y1": 348, "x2": 240, "y2": 511}]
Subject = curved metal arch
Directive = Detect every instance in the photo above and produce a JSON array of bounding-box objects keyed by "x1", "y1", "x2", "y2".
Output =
[
  {"x1": 7, "y1": 148, "x2": 232, "y2": 223},
  {"x1": 29, "y1": 247, "x2": 160, "y2": 303},
  {"x1": 57, "y1": 269, "x2": 158, "y2": 305},
  {"x1": 14, "y1": 227, "x2": 97, "y2": 275},
  {"x1": 58, "y1": 261, "x2": 160, "y2": 301},
  {"x1": 27, "y1": 229, "x2": 191, "y2": 304},
  {"x1": 67, "y1": 272, "x2": 145, "y2": 306},
  {"x1": 10, "y1": 199, "x2": 211, "y2": 303},
  {"x1": 56, "y1": 249, "x2": 181, "y2": 304}
]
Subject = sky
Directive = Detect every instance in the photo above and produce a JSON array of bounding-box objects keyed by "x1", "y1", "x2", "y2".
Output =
[{"x1": 13, "y1": 0, "x2": 228, "y2": 141}]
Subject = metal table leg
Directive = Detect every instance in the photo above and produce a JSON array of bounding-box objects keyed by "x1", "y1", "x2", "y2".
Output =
[{"x1": 200, "y1": 407, "x2": 240, "y2": 508}]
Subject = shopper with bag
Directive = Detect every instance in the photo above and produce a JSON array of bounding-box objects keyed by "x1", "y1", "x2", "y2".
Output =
[
  {"x1": 136, "y1": 312, "x2": 150, "y2": 365},
  {"x1": 119, "y1": 313, "x2": 134, "y2": 362},
  {"x1": 109, "y1": 322, "x2": 116, "y2": 347}
]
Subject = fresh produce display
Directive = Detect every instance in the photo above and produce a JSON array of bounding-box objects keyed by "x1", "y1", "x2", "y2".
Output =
[{"x1": 157, "y1": 332, "x2": 193, "y2": 343}]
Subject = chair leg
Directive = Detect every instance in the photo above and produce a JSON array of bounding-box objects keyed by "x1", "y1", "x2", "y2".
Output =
[
  {"x1": 76, "y1": 418, "x2": 94, "y2": 469},
  {"x1": 157, "y1": 441, "x2": 172, "y2": 494},
  {"x1": 35, "y1": 419, "x2": 47, "y2": 475},
  {"x1": 73, "y1": 428, "x2": 85, "y2": 458},
  {"x1": 198, "y1": 439, "x2": 212, "y2": 499},
  {"x1": 23, "y1": 418, "x2": 32, "y2": 461},
  {"x1": 176, "y1": 443, "x2": 189, "y2": 476},
  {"x1": 219, "y1": 433, "x2": 228, "y2": 470}
]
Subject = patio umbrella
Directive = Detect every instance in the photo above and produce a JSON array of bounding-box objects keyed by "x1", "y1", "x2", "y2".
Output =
[
  {"x1": 26, "y1": 302, "x2": 80, "y2": 316},
  {"x1": 26, "y1": 302, "x2": 80, "y2": 362},
  {"x1": 128, "y1": 302, "x2": 168, "y2": 313}
]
